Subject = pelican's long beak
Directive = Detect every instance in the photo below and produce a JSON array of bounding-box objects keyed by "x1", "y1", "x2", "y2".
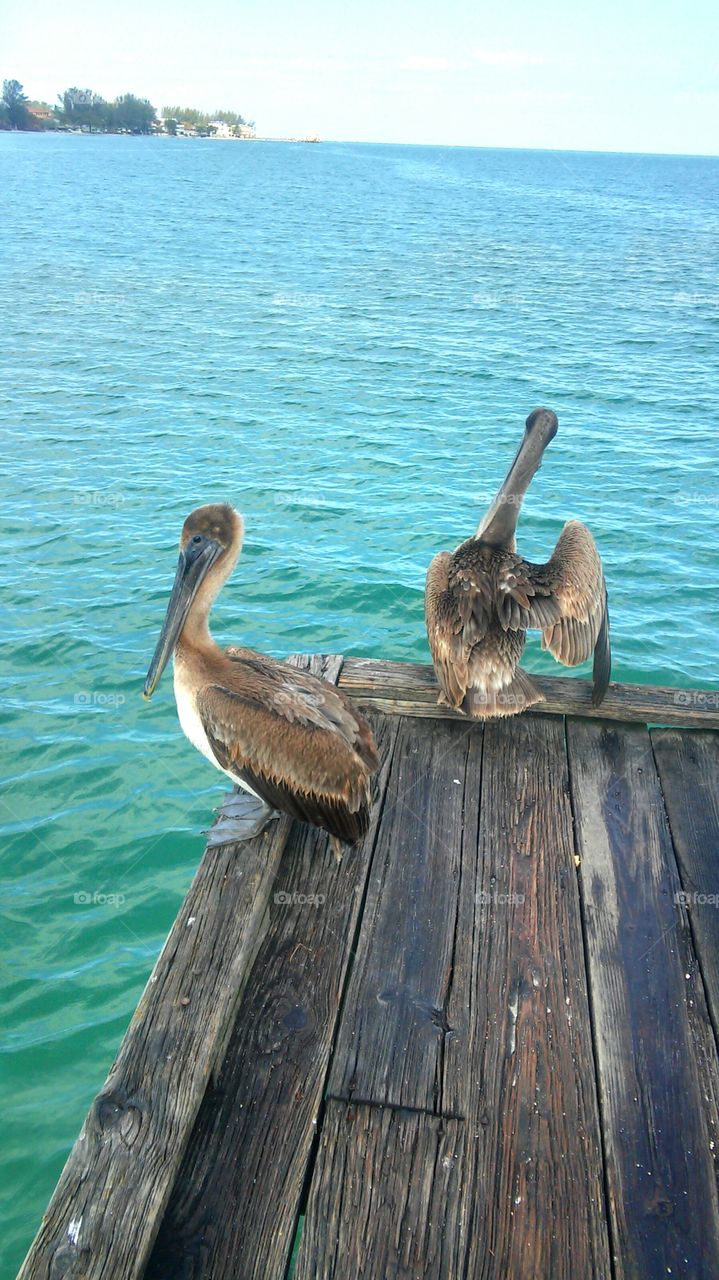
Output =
[
  {"x1": 143, "y1": 539, "x2": 222, "y2": 698},
  {"x1": 477, "y1": 408, "x2": 558, "y2": 545}
]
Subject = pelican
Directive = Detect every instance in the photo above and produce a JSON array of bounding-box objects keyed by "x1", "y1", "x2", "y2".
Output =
[
  {"x1": 425, "y1": 408, "x2": 610, "y2": 717},
  {"x1": 143, "y1": 504, "x2": 379, "y2": 848}
]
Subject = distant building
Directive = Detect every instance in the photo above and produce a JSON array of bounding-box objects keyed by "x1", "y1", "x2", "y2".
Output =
[
  {"x1": 155, "y1": 116, "x2": 257, "y2": 139},
  {"x1": 208, "y1": 120, "x2": 257, "y2": 139},
  {"x1": 208, "y1": 119, "x2": 234, "y2": 139},
  {"x1": 28, "y1": 105, "x2": 54, "y2": 122}
]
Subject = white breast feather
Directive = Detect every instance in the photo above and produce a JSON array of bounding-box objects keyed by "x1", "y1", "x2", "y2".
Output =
[{"x1": 173, "y1": 664, "x2": 258, "y2": 797}]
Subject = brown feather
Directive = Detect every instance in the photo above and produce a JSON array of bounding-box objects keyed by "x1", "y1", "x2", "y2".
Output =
[
  {"x1": 157, "y1": 503, "x2": 379, "y2": 842},
  {"x1": 189, "y1": 650, "x2": 378, "y2": 842},
  {"x1": 425, "y1": 511, "x2": 610, "y2": 715}
]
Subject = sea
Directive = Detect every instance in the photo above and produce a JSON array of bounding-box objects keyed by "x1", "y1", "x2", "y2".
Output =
[{"x1": 1, "y1": 132, "x2": 718, "y2": 1275}]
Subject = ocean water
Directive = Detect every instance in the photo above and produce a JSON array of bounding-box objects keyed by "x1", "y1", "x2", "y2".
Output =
[{"x1": 1, "y1": 132, "x2": 718, "y2": 1274}]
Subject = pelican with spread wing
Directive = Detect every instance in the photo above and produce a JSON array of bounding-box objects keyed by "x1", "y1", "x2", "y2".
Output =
[
  {"x1": 425, "y1": 408, "x2": 610, "y2": 718},
  {"x1": 143, "y1": 504, "x2": 379, "y2": 848}
]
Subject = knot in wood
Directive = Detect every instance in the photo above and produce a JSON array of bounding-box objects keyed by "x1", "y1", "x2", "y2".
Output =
[
  {"x1": 49, "y1": 1241, "x2": 91, "y2": 1278},
  {"x1": 430, "y1": 1005, "x2": 452, "y2": 1035},
  {"x1": 90, "y1": 1086, "x2": 144, "y2": 1145},
  {"x1": 648, "y1": 1190, "x2": 674, "y2": 1217}
]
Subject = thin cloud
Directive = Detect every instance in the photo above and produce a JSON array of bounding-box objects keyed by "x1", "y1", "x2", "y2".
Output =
[
  {"x1": 396, "y1": 49, "x2": 547, "y2": 75},
  {"x1": 472, "y1": 49, "x2": 546, "y2": 68},
  {"x1": 399, "y1": 55, "x2": 455, "y2": 72}
]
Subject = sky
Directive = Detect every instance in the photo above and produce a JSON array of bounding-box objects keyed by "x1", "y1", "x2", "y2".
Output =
[{"x1": 5, "y1": 0, "x2": 719, "y2": 153}]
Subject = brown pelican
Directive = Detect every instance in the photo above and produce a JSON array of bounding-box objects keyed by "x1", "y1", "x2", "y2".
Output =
[
  {"x1": 143, "y1": 504, "x2": 379, "y2": 847},
  {"x1": 425, "y1": 408, "x2": 610, "y2": 717}
]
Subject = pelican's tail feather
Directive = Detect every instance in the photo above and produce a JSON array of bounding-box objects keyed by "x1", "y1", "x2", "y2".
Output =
[{"x1": 464, "y1": 667, "x2": 544, "y2": 719}]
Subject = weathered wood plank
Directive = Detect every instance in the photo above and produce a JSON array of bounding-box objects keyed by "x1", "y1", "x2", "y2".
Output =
[
  {"x1": 18, "y1": 655, "x2": 343, "y2": 1280},
  {"x1": 144, "y1": 713, "x2": 399, "y2": 1280},
  {"x1": 567, "y1": 719, "x2": 719, "y2": 1279},
  {"x1": 293, "y1": 1101, "x2": 463, "y2": 1280},
  {"x1": 454, "y1": 714, "x2": 611, "y2": 1280},
  {"x1": 328, "y1": 715, "x2": 480, "y2": 1112},
  {"x1": 338, "y1": 656, "x2": 719, "y2": 728},
  {"x1": 652, "y1": 729, "x2": 719, "y2": 1040}
]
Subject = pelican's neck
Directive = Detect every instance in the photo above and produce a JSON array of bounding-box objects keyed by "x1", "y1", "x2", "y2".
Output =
[
  {"x1": 178, "y1": 541, "x2": 239, "y2": 654},
  {"x1": 476, "y1": 429, "x2": 549, "y2": 546},
  {"x1": 178, "y1": 598, "x2": 214, "y2": 651}
]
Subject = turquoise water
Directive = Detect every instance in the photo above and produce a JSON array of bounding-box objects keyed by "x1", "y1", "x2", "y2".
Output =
[{"x1": 1, "y1": 133, "x2": 718, "y2": 1274}]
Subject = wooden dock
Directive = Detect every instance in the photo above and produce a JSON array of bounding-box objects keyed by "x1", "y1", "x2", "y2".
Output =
[{"x1": 19, "y1": 657, "x2": 719, "y2": 1279}]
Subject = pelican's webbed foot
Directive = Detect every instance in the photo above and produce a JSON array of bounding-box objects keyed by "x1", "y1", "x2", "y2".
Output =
[{"x1": 206, "y1": 788, "x2": 278, "y2": 847}]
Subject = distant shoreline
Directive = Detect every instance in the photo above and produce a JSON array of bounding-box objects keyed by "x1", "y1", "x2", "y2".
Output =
[
  {"x1": 4, "y1": 132, "x2": 717, "y2": 159},
  {"x1": 1, "y1": 128, "x2": 320, "y2": 143}
]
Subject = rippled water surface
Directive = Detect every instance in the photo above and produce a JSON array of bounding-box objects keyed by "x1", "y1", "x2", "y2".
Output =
[{"x1": 1, "y1": 133, "x2": 718, "y2": 1272}]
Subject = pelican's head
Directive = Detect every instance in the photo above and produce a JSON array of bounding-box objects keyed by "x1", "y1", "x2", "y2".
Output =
[
  {"x1": 523, "y1": 407, "x2": 558, "y2": 449},
  {"x1": 143, "y1": 504, "x2": 244, "y2": 699}
]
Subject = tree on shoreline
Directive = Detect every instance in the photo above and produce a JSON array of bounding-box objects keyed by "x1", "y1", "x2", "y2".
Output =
[
  {"x1": 112, "y1": 94, "x2": 156, "y2": 133},
  {"x1": 55, "y1": 87, "x2": 156, "y2": 133},
  {"x1": 162, "y1": 105, "x2": 250, "y2": 129},
  {"x1": 0, "y1": 78, "x2": 252, "y2": 134},
  {"x1": 57, "y1": 87, "x2": 108, "y2": 131},
  {"x1": 2, "y1": 79, "x2": 30, "y2": 129}
]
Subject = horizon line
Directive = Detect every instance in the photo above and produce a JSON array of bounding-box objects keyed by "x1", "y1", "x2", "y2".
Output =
[{"x1": 8, "y1": 131, "x2": 718, "y2": 160}]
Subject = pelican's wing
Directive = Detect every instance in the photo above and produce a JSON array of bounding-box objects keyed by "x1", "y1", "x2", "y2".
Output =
[
  {"x1": 425, "y1": 550, "x2": 493, "y2": 707},
  {"x1": 498, "y1": 520, "x2": 610, "y2": 705},
  {"x1": 198, "y1": 655, "x2": 378, "y2": 841}
]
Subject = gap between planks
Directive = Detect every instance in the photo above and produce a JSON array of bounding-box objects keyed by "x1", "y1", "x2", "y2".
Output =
[{"x1": 566, "y1": 717, "x2": 719, "y2": 1280}]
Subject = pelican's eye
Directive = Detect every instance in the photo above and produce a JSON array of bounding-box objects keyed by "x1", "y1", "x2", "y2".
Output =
[{"x1": 184, "y1": 532, "x2": 210, "y2": 564}]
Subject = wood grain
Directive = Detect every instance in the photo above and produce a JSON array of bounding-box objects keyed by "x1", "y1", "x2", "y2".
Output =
[
  {"x1": 338, "y1": 656, "x2": 719, "y2": 728},
  {"x1": 293, "y1": 1101, "x2": 463, "y2": 1280},
  {"x1": 652, "y1": 728, "x2": 719, "y2": 1040},
  {"x1": 567, "y1": 718, "x2": 719, "y2": 1279},
  {"x1": 144, "y1": 713, "x2": 399, "y2": 1280},
  {"x1": 17, "y1": 655, "x2": 343, "y2": 1280},
  {"x1": 327, "y1": 714, "x2": 480, "y2": 1112},
  {"x1": 20, "y1": 644, "x2": 719, "y2": 1280},
  {"x1": 454, "y1": 713, "x2": 611, "y2": 1280}
]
